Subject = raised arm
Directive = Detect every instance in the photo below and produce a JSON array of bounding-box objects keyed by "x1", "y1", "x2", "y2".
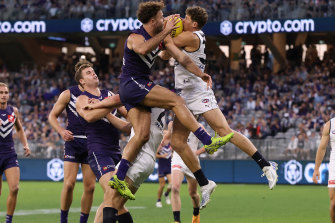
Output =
[
  {"x1": 13, "y1": 107, "x2": 30, "y2": 157},
  {"x1": 48, "y1": 90, "x2": 74, "y2": 141},
  {"x1": 313, "y1": 121, "x2": 330, "y2": 184},
  {"x1": 83, "y1": 94, "x2": 122, "y2": 110}
]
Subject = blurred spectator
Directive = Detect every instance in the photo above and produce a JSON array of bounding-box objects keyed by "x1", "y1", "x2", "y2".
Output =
[{"x1": 284, "y1": 135, "x2": 298, "y2": 159}]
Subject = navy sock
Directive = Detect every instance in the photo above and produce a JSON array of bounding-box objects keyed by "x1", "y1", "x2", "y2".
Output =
[
  {"x1": 157, "y1": 198, "x2": 161, "y2": 202},
  {"x1": 60, "y1": 210, "x2": 68, "y2": 223},
  {"x1": 116, "y1": 159, "x2": 131, "y2": 180},
  {"x1": 193, "y1": 169, "x2": 209, "y2": 187},
  {"x1": 79, "y1": 212, "x2": 89, "y2": 223},
  {"x1": 164, "y1": 191, "x2": 169, "y2": 197},
  {"x1": 173, "y1": 211, "x2": 180, "y2": 222},
  {"x1": 252, "y1": 151, "x2": 270, "y2": 169},
  {"x1": 6, "y1": 215, "x2": 12, "y2": 223},
  {"x1": 194, "y1": 127, "x2": 212, "y2": 145},
  {"x1": 103, "y1": 207, "x2": 118, "y2": 223},
  {"x1": 193, "y1": 207, "x2": 200, "y2": 216},
  {"x1": 118, "y1": 212, "x2": 133, "y2": 223}
]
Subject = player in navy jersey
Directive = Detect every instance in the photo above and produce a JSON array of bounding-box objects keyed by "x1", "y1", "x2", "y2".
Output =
[
  {"x1": 87, "y1": 1, "x2": 234, "y2": 207},
  {"x1": 48, "y1": 59, "x2": 96, "y2": 223},
  {"x1": 0, "y1": 82, "x2": 31, "y2": 223},
  {"x1": 155, "y1": 128, "x2": 172, "y2": 208},
  {"x1": 73, "y1": 61, "x2": 131, "y2": 223}
]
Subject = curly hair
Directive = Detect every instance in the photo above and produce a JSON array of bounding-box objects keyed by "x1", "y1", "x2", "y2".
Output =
[
  {"x1": 137, "y1": 1, "x2": 165, "y2": 24},
  {"x1": 186, "y1": 6, "x2": 208, "y2": 29},
  {"x1": 74, "y1": 60, "x2": 93, "y2": 87}
]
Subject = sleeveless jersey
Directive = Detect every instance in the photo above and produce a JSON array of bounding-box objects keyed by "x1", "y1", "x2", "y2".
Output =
[
  {"x1": 174, "y1": 30, "x2": 207, "y2": 89},
  {"x1": 0, "y1": 105, "x2": 16, "y2": 153},
  {"x1": 329, "y1": 118, "x2": 335, "y2": 160},
  {"x1": 66, "y1": 86, "x2": 85, "y2": 136},
  {"x1": 78, "y1": 89, "x2": 120, "y2": 154},
  {"x1": 121, "y1": 25, "x2": 161, "y2": 79},
  {"x1": 158, "y1": 143, "x2": 172, "y2": 159}
]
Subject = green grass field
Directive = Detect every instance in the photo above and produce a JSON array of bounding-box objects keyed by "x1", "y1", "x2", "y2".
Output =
[{"x1": 0, "y1": 182, "x2": 330, "y2": 223}]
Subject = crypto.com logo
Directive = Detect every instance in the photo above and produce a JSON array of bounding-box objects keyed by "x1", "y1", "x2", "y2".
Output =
[
  {"x1": 284, "y1": 160, "x2": 302, "y2": 185},
  {"x1": 47, "y1": 158, "x2": 64, "y2": 181},
  {"x1": 81, "y1": 18, "x2": 94, "y2": 33},
  {"x1": 220, "y1": 20, "x2": 233, "y2": 36}
]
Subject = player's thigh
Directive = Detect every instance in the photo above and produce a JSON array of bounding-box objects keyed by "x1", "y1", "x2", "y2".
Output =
[
  {"x1": 81, "y1": 163, "x2": 96, "y2": 189},
  {"x1": 166, "y1": 173, "x2": 172, "y2": 184},
  {"x1": 171, "y1": 169, "x2": 184, "y2": 189},
  {"x1": 63, "y1": 161, "x2": 80, "y2": 184},
  {"x1": 4, "y1": 167, "x2": 20, "y2": 190},
  {"x1": 171, "y1": 116, "x2": 191, "y2": 149},
  {"x1": 128, "y1": 107, "x2": 151, "y2": 136},
  {"x1": 142, "y1": 85, "x2": 182, "y2": 109},
  {"x1": 330, "y1": 188, "x2": 335, "y2": 204},
  {"x1": 203, "y1": 108, "x2": 232, "y2": 133},
  {"x1": 186, "y1": 176, "x2": 198, "y2": 195}
]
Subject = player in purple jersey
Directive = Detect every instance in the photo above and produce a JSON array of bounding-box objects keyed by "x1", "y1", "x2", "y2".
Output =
[
  {"x1": 87, "y1": 1, "x2": 234, "y2": 207},
  {"x1": 0, "y1": 82, "x2": 30, "y2": 223},
  {"x1": 73, "y1": 61, "x2": 132, "y2": 223},
  {"x1": 48, "y1": 59, "x2": 96, "y2": 223}
]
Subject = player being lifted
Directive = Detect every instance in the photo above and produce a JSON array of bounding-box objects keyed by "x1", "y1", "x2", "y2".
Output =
[
  {"x1": 160, "y1": 7, "x2": 278, "y2": 205},
  {"x1": 0, "y1": 82, "x2": 31, "y2": 223},
  {"x1": 85, "y1": 1, "x2": 234, "y2": 207},
  {"x1": 49, "y1": 58, "x2": 96, "y2": 223}
]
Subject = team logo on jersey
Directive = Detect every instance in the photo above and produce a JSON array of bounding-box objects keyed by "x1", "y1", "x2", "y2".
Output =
[
  {"x1": 64, "y1": 154, "x2": 75, "y2": 159},
  {"x1": 102, "y1": 165, "x2": 115, "y2": 171},
  {"x1": 284, "y1": 160, "x2": 302, "y2": 185},
  {"x1": 202, "y1": 99, "x2": 209, "y2": 103},
  {"x1": 147, "y1": 82, "x2": 153, "y2": 87},
  {"x1": 7, "y1": 115, "x2": 14, "y2": 122}
]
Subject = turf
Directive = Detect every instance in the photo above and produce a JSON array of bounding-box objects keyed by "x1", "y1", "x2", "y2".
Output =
[{"x1": 0, "y1": 182, "x2": 329, "y2": 223}]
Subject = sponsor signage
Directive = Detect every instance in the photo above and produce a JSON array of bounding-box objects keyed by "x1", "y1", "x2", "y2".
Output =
[{"x1": 1, "y1": 17, "x2": 334, "y2": 35}]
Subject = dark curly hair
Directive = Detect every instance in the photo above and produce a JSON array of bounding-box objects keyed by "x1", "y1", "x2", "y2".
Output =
[
  {"x1": 186, "y1": 6, "x2": 208, "y2": 29},
  {"x1": 137, "y1": 1, "x2": 165, "y2": 24}
]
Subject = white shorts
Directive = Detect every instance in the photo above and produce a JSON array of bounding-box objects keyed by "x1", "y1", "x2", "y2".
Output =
[
  {"x1": 171, "y1": 152, "x2": 196, "y2": 179},
  {"x1": 116, "y1": 151, "x2": 155, "y2": 189},
  {"x1": 179, "y1": 88, "x2": 218, "y2": 115},
  {"x1": 329, "y1": 151, "x2": 335, "y2": 188}
]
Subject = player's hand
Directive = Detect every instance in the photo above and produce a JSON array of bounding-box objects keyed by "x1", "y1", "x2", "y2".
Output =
[
  {"x1": 61, "y1": 129, "x2": 74, "y2": 141},
  {"x1": 23, "y1": 145, "x2": 31, "y2": 157},
  {"x1": 164, "y1": 14, "x2": 180, "y2": 22},
  {"x1": 312, "y1": 170, "x2": 320, "y2": 184},
  {"x1": 200, "y1": 73, "x2": 212, "y2": 89},
  {"x1": 88, "y1": 98, "x2": 100, "y2": 104},
  {"x1": 164, "y1": 16, "x2": 180, "y2": 34}
]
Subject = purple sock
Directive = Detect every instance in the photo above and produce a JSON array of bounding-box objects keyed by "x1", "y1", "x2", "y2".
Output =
[
  {"x1": 194, "y1": 127, "x2": 212, "y2": 145},
  {"x1": 6, "y1": 215, "x2": 12, "y2": 223},
  {"x1": 80, "y1": 212, "x2": 89, "y2": 223},
  {"x1": 116, "y1": 159, "x2": 131, "y2": 180},
  {"x1": 61, "y1": 210, "x2": 68, "y2": 223}
]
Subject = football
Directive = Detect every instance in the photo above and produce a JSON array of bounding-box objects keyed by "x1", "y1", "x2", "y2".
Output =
[{"x1": 170, "y1": 17, "x2": 183, "y2": 38}]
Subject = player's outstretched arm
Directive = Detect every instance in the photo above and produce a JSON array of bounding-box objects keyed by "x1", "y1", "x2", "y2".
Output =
[
  {"x1": 48, "y1": 90, "x2": 74, "y2": 141},
  {"x1": 313, "y1": 121, "x2": 330, "y2": 184},
  {"x1": 105, "y1": 114, "x2": 132, "y2": 134},
  {"x1": 83, "y1": 94, "x2": 122, "y2": 110},
  {"x1": 13, "y1": 107, "x2": 30, "y2": 157},
  {"x1": 164, "y1": 36, "x2": 212, "y2": 88},
  {"x1": 76, "y1": 95, "x2": 114, "y2": 123}
]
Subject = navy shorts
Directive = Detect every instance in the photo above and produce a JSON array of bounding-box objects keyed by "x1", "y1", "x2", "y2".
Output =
[
  {"x1": 158, "y1": 158, "x2": 171, "y2": 177},
  {"x1": 119, "y1": 76, "x2": 156, "y2": 111},
  {"x1": 64, "y1": 138, "x2": 88, "y2": 164},
  {"x1": 0, "y1": 152, "x2": 19, "y2": 175},
  {"x1": 88, "y1": 151, "x2": 121, "y2": 181}
]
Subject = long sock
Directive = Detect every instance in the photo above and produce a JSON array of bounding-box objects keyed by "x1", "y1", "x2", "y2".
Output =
[
  {"x1": 173, "y1": 211, "x2": 181, "y2": 222},
  {"x1": 116, "y1": 159, "x2": 131, "y2": 180},
  {"x1": 103, "y1": 207, "x2": 118, "y2": 223},
  {"x1": 6, "y1": 215, "x2": 13, "y2": 223},
  {"x1": 193, "y1": 169, "x2": 209, "y2": 187},
  {"x1": 79, "y1": 212, "x2": 89, "y2": 223},
  {"x1": 164, "y1": 191, "x2": 169, "y2": 196},
  {"x1": 194, "y1": 127, "x2": 212, "y2": 145},
  {"x1": 252, "y1": 151, "x2": 270, "y2": 169},
  {"x1": 157, "y1": 198, "x2": 161, "y2": 202},
  {"x1": 193, "y1": 207, "x2": 200, "y2": 216},
  {"x1": 118, "y1": 212, "x2": 133, "y2": 223},
  {"x1": 60, "y1": 210, "x2": 68, "y2": 223}
]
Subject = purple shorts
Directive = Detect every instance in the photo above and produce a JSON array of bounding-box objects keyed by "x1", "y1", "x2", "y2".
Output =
[
  {"x1": 158, "y1": 157, "x2": 171, "y2": 177},
  {"x1": 119, "y1": 76, "x2": 156, "y2": 111},
  {"x1": 0, "y1": 152, "x2": 19, "y2": 175},
  {"x1": 64, "y1": 138, "x2": 88, "y2": 164},
  {"x1": 88, "y1": 151, "x2": 121, "y2": 180}
]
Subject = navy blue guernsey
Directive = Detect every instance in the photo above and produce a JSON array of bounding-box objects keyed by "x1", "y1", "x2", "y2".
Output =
[
  {"x1": 0, "y1": 106, "x2": 16, "y2": 153},
  {"x1": 78, "y1": 90, "x2": 120, "y2": 154},
  {"x1": 121, "y1": 25, "x2": 161, "y2": 79},
  {"x1": 66, "y1": 86, "x2": 85, "y2": 136}
]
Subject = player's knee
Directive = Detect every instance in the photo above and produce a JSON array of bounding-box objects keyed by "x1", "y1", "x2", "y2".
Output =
[
  {"x1": 135, "y1": 131, "x2": 150, "y2": 144},
  {"x1": 64, "y1": 181, "x2": 75, "y2": 192},
  {"x1": 84, "y1": 183, "x2": 95, "y2": 194},
  {"x1": 170, "y1": 140, "x2": 183, "y2": 153},
  {"x1": 189, "y1": 191, "x2": 198, "y2": 200},
  {"x1": 174, "y1": 95, "x2": 185, "y2": 107},
  {"x1": 9, "y1": 184, "x2": 19, "y2": 195},
  {"x1": 171, "y1": 185, "x2": 180, "y2": 195},
  {"x1": 330, "y1": 198, "x2": 335, "y2": 210}
]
